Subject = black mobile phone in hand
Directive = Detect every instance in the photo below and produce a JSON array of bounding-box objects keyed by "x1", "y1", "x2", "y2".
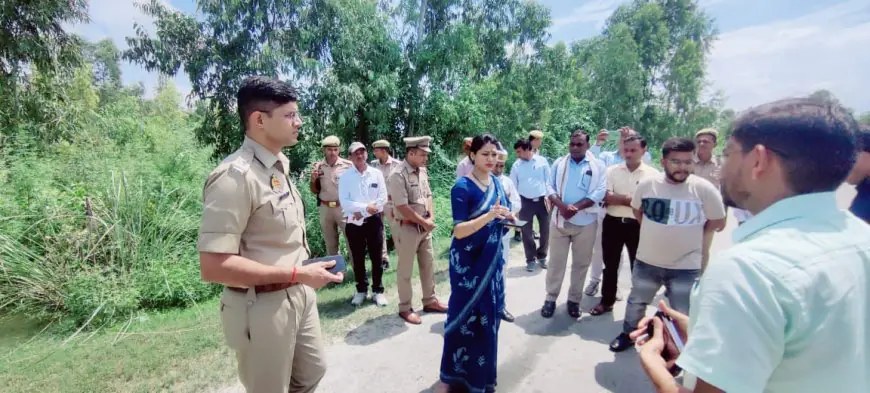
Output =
[
  {"x1": 301, "y1": 255, "x2": 347, "y2": 274},
  {"x1": 647, "y1": 311, "x2": 685, "y2": 376}
]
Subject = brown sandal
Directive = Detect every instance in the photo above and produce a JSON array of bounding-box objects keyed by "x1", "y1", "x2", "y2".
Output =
[{"x1": 590, "y1": 303, "x2": 613, "y2": 316}]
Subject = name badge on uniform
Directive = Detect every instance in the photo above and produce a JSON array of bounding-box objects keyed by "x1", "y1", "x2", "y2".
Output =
[{"x1": 270, "y1": 174, "x2": 281, "y2": 193}]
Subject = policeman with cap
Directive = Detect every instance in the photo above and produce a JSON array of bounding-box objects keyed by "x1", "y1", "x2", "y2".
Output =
[
  {"x1": 529, "y1": 129, "x2": 544, "y2": 157},
  {"x1": 370, "y1": 139, "x2": 402, "y2": 269},
  {"x1": 386, "y1": 136, "x2": 448, "y2": 324},
  {"x1": 310, "y1": 136, "x2": 354, "y2": 258}
]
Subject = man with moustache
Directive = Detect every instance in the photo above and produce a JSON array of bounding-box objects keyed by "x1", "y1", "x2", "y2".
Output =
[
  {"x1": 542, "y1": 130, "x2": 607, "y2": 319},
  {"x1": 634, "y1": 98, "x2": 869, "y2": 393},
  {"x1": 198, "y1": 76, "x2": 344, "y2": 392},
  {"x1": 609, "y1": 137, "x2": 726, "y2": 352},
  {"x1": 589, "y1": 135, "x2": 660, "y2": 317},
  {"x1": 370, "y1": 139, "x2": 402, "y2": 269},
  {"x1": 339, "y1": 142, "x2": 388, "y2": 307},
  {"x1": 310, "y1": 136, "x2": 353, "y2": 258}
]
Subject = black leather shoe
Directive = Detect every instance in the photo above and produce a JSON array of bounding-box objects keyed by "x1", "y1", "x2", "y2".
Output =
[
  {"x1": 500, "y1": 309, "x2": 515, "y2": 323},
  {"x1": 567, "y1": 301, "x2": 581, "y2": 318},
  {"x1": 541, "y1": 301, "x2": 556, "y2": 318},
  {"x1": 609, "y1": 332, "x2": 634, "y2": 352}
]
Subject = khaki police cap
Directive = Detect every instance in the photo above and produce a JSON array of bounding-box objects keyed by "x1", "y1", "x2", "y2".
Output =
[
  {"x1": 372, "y1": 139, "x2": 390, "y2": 149},
  {"x1": 321, "y1": 135, "x2": 341, "y2": 147},
  {"x1": 695, "y1": 128, "x2": 719, "y2": 139},
  {"x1": 404, "y1": 136, "x2": 432, "y2": 153},
  {"x1": 497, "y1": 150, "x2": 508, "y2": 162},
  {"x1": 529, "y1": 130, "x2": 544, "y2": 139}
]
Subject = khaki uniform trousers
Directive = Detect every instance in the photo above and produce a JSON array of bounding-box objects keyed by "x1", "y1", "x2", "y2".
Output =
[
  {"x1": 318, "y1": 204, "x2": 352, "y2": 260},
  {"x1": 219, "y1": 285, "x2": 325, "y2": 393},
  {"x1": 393, "y1": 222, "x2": 437, "y2": 313},
  {"x1": 545, "y1": 220, "x2": 599, "y2": 304}
]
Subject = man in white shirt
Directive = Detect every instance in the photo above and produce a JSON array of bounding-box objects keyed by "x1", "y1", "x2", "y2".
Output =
[
  {"x1": 339, "y1": 142, "x2": 389, "y2": 307},
  {"x1": 495, "y1": 149, "x2": 521, "y2": 323},
  {"x1": 510, "y1": 138, "x2": 553, "y2": 272}
]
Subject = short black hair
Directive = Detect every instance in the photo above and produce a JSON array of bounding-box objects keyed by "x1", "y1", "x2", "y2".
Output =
[
  {"x1": 514, "y1": 138, "x2": 532, "y2": 151},
  {"x1": 731, "y1": 97, "x2": 858, "y2": 194},
  {"x1": 858, "y1": 125, "x2": 870, "y2": 153},
  {"x1": 236, "y1": 76, "x2": 299, "y2": 130},
  {"x1": 661, "y1": 137, "x2": 695, "y2": 157},
  {"x1": 570, "y1": 129, "x2": 590, "y2": 143},
  {"x1": 623, "y1": 135, "x2": 647, "y2": 149}
]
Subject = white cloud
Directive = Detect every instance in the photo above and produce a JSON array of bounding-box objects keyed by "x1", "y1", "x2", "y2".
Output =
[
  {"x1": 69, "y1": 0, "x2": 192, "y2": 103},
  {"x1": 551, "y1": 0, "x2": 624, "y2": 30},
  {"x1": 708, "y1": 0, "x2": 870, "y2": 113}
]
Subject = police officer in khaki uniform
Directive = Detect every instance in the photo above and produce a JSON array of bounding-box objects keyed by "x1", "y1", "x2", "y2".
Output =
[
  {"x1": 370, "y1": 139, "x2": 401, "y2": 269},
  {"x1": 386, "y1": 136, "x2": 448, "y2": 325},
  {"x1": 693, "y1": 127, "x2": 725, "y2": 270},
  {"x1": 310, "y1": 136, "x2": 353, "y2": 257},
  {"x1": 198, "y1": 76, "x2": 343, "y2": 393}
]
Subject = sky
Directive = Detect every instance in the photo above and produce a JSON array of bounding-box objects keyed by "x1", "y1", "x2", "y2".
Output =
[{"x1": 71, "y1": 0, "x2": 870, "y2": 114}]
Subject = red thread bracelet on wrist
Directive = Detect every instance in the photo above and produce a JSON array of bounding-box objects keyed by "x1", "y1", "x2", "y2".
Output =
[{"x1": 291, "y1": 266, "x2": 298, "y2": 284}]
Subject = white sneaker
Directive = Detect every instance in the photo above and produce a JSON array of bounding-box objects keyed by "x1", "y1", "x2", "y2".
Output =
[
  {"x1": 350, "y1": 292, "x2": 366, "y2": 306},
  {"x1": 584, "y1": 279, "x2": 600, "y2": 296},
  {"x1": 372, "y1": 293, "x2": 388, "y2": 307}
]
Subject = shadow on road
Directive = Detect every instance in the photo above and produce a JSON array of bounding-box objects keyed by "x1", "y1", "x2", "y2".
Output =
[
  {"x1": 503, "y1": 266, "x2": 541, "y2": 279},
  {"x1": 430, "y1": 320, "x2": 445, "y2": 335},
  {"x1": 344, "y1": 314, "x2": 410, "y2": 346},
  {"x1": 594, "y1": 352, "x2": 654, "y2": 393}
]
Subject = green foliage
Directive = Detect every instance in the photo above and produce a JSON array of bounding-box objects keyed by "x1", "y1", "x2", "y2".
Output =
[
  {"x1": 0, "y1": 72, "x2": 221, "y2": 326},
  {"x1": 1, "y1": 0, "x2": 738, "y2": 330}
]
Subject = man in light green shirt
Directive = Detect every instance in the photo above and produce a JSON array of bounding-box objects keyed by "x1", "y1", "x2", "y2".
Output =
[{"x1": 632, "y1": 97, "x2": 869, "y2": 393}]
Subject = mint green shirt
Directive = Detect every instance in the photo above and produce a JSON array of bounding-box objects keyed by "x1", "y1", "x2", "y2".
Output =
[{"x1": 677, "y1": 192, "x2": 870, "y2": 393}]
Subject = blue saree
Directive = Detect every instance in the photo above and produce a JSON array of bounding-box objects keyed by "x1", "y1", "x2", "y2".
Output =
[{"x1": 439, "y1": 175, "x2": 511, "y2": 393}]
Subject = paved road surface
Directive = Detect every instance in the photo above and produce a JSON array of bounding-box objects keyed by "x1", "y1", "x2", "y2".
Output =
[{"x1": 218, "y1": 185, "x2": 857, "y2": 393}]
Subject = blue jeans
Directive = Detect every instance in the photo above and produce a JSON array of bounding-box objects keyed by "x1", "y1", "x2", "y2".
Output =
[{"x1": 622, "y1": 260, "x2": 700, "y2": 333}]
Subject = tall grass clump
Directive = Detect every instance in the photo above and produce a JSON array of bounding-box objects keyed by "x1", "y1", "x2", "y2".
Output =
[{"x1": 0, "y1": 79, "x2": 220, "y2": 329}]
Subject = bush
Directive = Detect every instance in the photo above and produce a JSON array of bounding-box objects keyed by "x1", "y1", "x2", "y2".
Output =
[{"x1": 0, "y1": 86, "x2": 219, "y2": 328}]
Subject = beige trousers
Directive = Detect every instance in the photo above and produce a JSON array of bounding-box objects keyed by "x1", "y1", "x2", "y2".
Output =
[
  {"x1": 318, "y1": 205, "x2": 352, "y2": 260},
  {"x1": 219, "y1": 285, "x2": 325, "y2": 393},
  {"x1": 393, "y1": 222, "x2": 437, "y2": 312},
  {"x1": 545, "y1": 220, "x2": 599, "y2": 304}
]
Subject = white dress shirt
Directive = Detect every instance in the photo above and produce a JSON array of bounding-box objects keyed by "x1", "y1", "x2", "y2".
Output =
[
  {"x1": 498, "y1": 174, "x2": 522, "y2": 216},
  {"x1": 338, "y1": 164, "x2": 387, "y2": 226}
]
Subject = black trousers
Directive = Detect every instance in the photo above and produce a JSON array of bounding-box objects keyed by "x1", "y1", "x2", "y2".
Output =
[
  {"x1": 518, "y1": 196, "x2": 550, "y2": 262},
  {"x1": 600, "y1": 214, "x2": 640, "y2": 307},
  {"x1": 345, "y1": 214, "x2": 385, "y2": 294}
]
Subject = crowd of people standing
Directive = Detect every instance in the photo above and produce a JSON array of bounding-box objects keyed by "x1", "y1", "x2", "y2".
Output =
[{"x1": 197, "y1": 76, "x2": 869, "y2": 393}]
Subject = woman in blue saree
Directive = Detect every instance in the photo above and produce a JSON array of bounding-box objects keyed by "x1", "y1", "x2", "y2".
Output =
[{"x1": 436, "y1": 134, "x2": 514, "y2": 393}]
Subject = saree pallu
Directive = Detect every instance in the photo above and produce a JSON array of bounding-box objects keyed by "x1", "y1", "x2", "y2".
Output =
[{"x1": 439, "y1": 176, "x2": 510, "y2": 393}]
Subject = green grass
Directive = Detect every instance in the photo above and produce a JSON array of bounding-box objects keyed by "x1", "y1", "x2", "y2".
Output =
[{"x1": 0, "y1": 248, "x2": 452, "y2": 393}]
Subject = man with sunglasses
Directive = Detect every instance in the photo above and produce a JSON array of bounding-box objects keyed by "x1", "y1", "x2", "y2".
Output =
[{"x1": 609, "y1": 137, "x2": 726, "y2": 352}]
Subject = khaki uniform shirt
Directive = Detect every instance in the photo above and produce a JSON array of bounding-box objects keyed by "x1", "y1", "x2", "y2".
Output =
[
  {"x1": 371, "y1": 156, "x2": 402, "y2": 215},
  {"x1": 315, "y1": 158, "x2": 352, "y2": 202},
  {"x1": 606, "y1": 163, "x2": 661, "y2": 219},
  {"x1": 387, "y1": 161, "x2": 432, "y2": 221},
  {"x1": 370, "y1": 156, "x2": 402, "y2": 179},
  {"x1": 198, "y1": 137, "x2": 310, "y2": 268},
  {"x1": 694, "y1": 155, "x2": 722, "y2": 189}
]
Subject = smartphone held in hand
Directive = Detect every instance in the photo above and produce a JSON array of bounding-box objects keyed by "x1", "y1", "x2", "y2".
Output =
[
  {"x1": 647, "y1": 311, "x2": 684, "y2": 376},
  {"x1": 301, "y1": 255, "x2": 347, "y2": 275}
]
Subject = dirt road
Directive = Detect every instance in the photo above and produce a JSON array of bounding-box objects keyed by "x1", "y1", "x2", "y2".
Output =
[{"x1": 218, "y1": 185, "x2": 857, "y2": 393}]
